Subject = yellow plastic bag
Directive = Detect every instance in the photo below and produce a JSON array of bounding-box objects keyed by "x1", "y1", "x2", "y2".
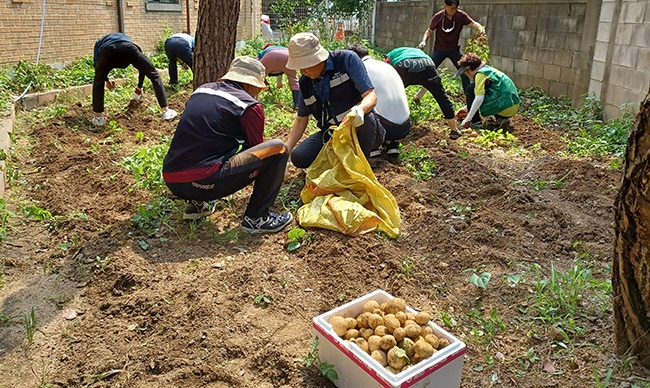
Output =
[{"x1": 296, "y1": 115, "x2": 401, "y2": 238}]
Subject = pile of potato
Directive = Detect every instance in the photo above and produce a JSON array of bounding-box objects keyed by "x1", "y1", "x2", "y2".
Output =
[{"x1": 328, "y1": 298, "x2": 449, "y2": 374}]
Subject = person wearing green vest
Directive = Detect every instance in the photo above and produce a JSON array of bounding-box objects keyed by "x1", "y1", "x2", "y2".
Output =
[
  {"x1": 456, "y1": 52, "x2": 520, "y2": 130},
  {"x1": 385, "y1": 47, "x2": 462, "y2": 140}
]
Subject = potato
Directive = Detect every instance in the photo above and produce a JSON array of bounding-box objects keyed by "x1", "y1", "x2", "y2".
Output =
[
  {"x1": 371, "y1": 350, "x2": 388, "y2": 367},
  {"x1": 401, "y1": 337, "x2": 416, "y2": 358},
  {"x1": 406, "y1": 312, "x2": 416, "y2": 321},
  {"x1": 395, "y1": 311, "x2": 407, "y2": 326},
  {"x1": 345, "y1": 317, "x2": 358, "y2": 329},
  {"x1": 404, "y1": 324, "x2": 422, "y2": 339},
  {"x1": 344, "y1": 329, "x2": 360, "y2": 340},
  {"x1": 380, "y1": 335, "x2": 397, "y2": 351},
  {"x1": 404, "y1": 319, "x2": 417, "y2": 328},
  {"x1": 360, "y1": 327, "x2": 374, "y2": 340},
  {"x1": 373, "y1": 308, "x2": 384, "y2": 316},
  {"x1": 415, "y1": 311, "x2": 431, "y2": 325},
  {"x1": 385, "y1": 366, "x2": 398, "y2": 374},
  {"x1": 356, "y1": 312, "x2": 371, "y2": 328},
  {"x1": 383, "y1": 314, "x2": 401, "y2": 333},
  {"x1": 387, "y1": 346, "x2": 409, "y2": 370},
  {"x1": 363, "y1": 300, "x2": 380, "y2": 313},
  {"x1": 374, "y1": 325, "x2": 389, "y2": 337},
  {"x1": 421, "y1": 325, "x2": 433, "y2": 337},
  {"x1": 392, "y1": 327, "x2": 406, "y2": 342},
  {"x1": 414, "y1": 339, "x2": 435, "y2": 360},
  {"x1": 329, "y1": 316, "x2": 348, "y2": 337},
  {"x1": 368, "y1": 314, "x2": 384, "y2": 329},
  {"x1": 356, "y1": 338, "x2": 369, "y2": 354},
  {"x1": 368, "y1": 335, "x2": 382, "y2": 352},
  {"x1": 424, "y1": 333, "x2": 439, "y2": 349},
  {"x1": 384, "y1": 298, "x2": 407, "y2": 315},
  {"x1": 437, "y1": 337, "x2": 450, "y2": 349}
]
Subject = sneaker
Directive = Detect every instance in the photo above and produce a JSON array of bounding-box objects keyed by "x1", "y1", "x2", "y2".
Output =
[
  {"x1": 241, "y1": 212, "x2": 293, "y2": 234},
  {"x1": 133, "y1": 92, "x2": 142, "y2": 101},
  {"x1": 384, "y1": 140, "x2": 400, "y2": 156},
  {"x1": 449, "y1": 129, "x2": 462, "y2": 140},
  {"x1": 162, "y1": 109, "x2": 178, "y2": 121},
  {"x1": 91, "y1": 115, "x2": 105, "y2": 126},
  {"x1": 369, "y1": 149, "x2": 382, "y2": 158},
  {"x1": 183, "y1": 200, "x2": 217, "y2": 220}
]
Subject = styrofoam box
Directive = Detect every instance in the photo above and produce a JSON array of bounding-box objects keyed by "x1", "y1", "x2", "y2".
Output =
[{"x1": 312, "y1": 289, "x2": 466, "y2": 388}]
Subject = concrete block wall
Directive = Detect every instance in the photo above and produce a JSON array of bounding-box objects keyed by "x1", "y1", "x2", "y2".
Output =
[
  {"x1": 0, "y1": 0, "x2": 259, "y2": 67},
  {"x1": 375, "y1": 0, "x2": 600, "y2": 108},
  {"x1": 589, "y1": 0, "x2": 650, "y2": 118}
]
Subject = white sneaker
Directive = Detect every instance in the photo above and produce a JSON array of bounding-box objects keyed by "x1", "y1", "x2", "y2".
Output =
[
  {"x1": 162, "y1": 109, "x2": 178, "y2": 121},
  {"x1": 91, "y1": 116, "x2": 105, "y2": 126},
  {"x1": 133, "y1": 93, "x2": 142, "y2": 101}
]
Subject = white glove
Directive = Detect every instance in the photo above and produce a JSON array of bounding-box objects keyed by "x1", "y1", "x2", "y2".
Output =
[
  {"x1": 418, "y1": 41, "x2": 426, "y2": 49},
  {"x1": 461, "y1": 117, "x2": 471, "y2": 129},
  {"x1": 350, "y1": 105, "x2": 365, "y2": 127},
  {"x1": 478, "y1": 25, "x2": 486, "y2": 35},
  {"x1": 134, "y1": 87, "x2": 142, "y2": 101}
]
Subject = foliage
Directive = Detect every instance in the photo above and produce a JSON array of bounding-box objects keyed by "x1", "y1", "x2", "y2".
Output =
[
  {"x1": 0, "y1": 199, "x2": 16, "y2": 241},
  {"x1": 300, "y1": 337, "x2": 339, "y2": 381},
  {"x1": 131, "y1": 197, "x2": 177, "y2": 236},
  {"x1": 287, "y1": 227, "x2": 308, "y2": 252},
  {"x1": 121, "y1": 142, "x2": 170, "y2": 195},
  {"x1": 253, "y1": 294, "x2": 272, "y2": 307},
  {"x1": 473, "y1": 129, "x2": 517, "y2": 148},
  {"x1": 465, "y1": 32, "x2": 490, "y2": 63},
  {"x1": 400, "y1": 143, "x2": 437, "y2": 181},
  {"x1": 469, "y1": 271, "x2": 492, "y2": 289}
]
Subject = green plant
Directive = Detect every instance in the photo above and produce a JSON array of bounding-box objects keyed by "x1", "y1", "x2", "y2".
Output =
[
  {"x1": 468, "y1": 306, "x2": 505, "y2": 345},
  {"x1": 131, "y1": 197, "x2": 177, "y2": 236},
  {"x1": 253, "y1": 294, "x2": 271, "y2": 307},
  {"x1": 448, "y1": 203, "x2": 474, "y2": 219},
  {"x1": 396, "y1": 258, "x2": 416, "y2": 281},
  {"x1": 121, "y1": 142, "x2": 170, "y2": 194},
  {"x1": 287, "y1": 227, "x2": 307, "y2": 252},
  {"x1": 465, "y1": 32, "x2": 490, "y2": 63},
  {"x1": 593, "y1": 367, "x2": 613, "y2": 388},
  {"x1": 400, "y1": 143, "x2": 436, "y2": 181},
  {"x1": 468, "y1": 271, "x2": 492, "y2": 289},
  {"x1": 473, "y1": 129, "x2": 517, "y2": 148},
  {"x1": 23, "y1": 306, "x2": 37, "y2": 345},
  {"x1": 300, "y1": 336, "x2": 339, "y2": 381},
  {"x1": 0, "y1": 199, "x2": 16, "y2": 240}
]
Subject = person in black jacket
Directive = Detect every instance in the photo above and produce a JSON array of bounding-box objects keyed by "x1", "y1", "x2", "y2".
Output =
[{"x1": 92, "y1": 33, "x2": 177, "y2": 127}]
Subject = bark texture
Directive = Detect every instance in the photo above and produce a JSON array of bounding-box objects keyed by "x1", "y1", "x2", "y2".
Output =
[
  {"x1": 613, "y1": 84, "x2": 650, "y2": 366},
  {"x1": 193, "y1": 0, "x2": 240, "y2": 89}
]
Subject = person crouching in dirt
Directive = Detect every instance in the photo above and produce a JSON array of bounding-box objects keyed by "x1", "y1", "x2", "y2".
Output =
[
  {"x1": 164, "y1": 32, "x2": 195, "y2": 86},
  {"x1": 346, "y1": 43, "x2": 411, "y2": 157},
  {"x1": 92, "y1": 33, "x2": 177, "y2": 127},
  {"x1": 456, "y1": 52, "x2": 520, "y2": 131},
  {"x1": 385, "y1": 46, "x2": 462, "y2": 140},
  {"x1": 257, "y1": 44, "x2": 301, "y2": 110},
  {"x1": 162, "y1": 56, "x2": 293, "y2": 234},
  {"x1": 284, "y1": 32, "x2": 386, "y2": 169}
]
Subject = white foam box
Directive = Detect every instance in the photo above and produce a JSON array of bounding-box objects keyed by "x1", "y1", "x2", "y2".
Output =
[{"x1": 312, "y1": 289, "x2": 466, "y2": 388}]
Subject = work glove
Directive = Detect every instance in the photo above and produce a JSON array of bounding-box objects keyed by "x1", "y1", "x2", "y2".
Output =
[
  {"x1": 418, "y1": 41, "x2": 426, "y2": 49},
  {"x1": 134, "y1": 87, "x2": 142, "y2": 101},
  {"x1": 350, "y1": 105, "x2": 365, "y2": 127},
  {"x1": 105, "y1": 80, "x2": 115, "y2": 91},
  {"x1": 478, "y1": 25, "x2": 486, "y2": 35},
  {"x1": 461, "y1": 117, "x2": 471, "y2": 129}
]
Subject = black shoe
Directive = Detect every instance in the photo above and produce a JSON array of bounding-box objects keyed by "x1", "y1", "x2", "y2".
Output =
[
  {"x1": 183, "y1": 200, "x2": 217, "y2": 220},
  {"x1": 497, "y1": 117, "x2": 511, "y2": 130},
  {"x1": 449, "y1": 130, "x2": 462, "y2": 140},
  {"x1": 241, "y1": 212, "x2": 293, "y2": 234},
  {"x1": 384, "y1": 140, "x2": 400, "y2": 156}
]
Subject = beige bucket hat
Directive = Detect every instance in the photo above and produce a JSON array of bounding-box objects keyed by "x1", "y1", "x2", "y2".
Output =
[
  {"x1": 220, "y1": 56, "x2": 269, "y2": 90},
  {"x1": 285, "y1": 32, "x2": 329, "y2": 70}
]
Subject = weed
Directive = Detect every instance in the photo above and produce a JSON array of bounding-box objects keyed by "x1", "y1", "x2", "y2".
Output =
[
  {"x1": 440, "y1": 309, "x2": 458, "y2": 327},
  {"x1": 210, "y1": 227, "x2": 240, "y2": 246},
  {"x1": 277, "y1": 177, "x2": 304, "y2": 212},
  {"x1": 396, "y1": 258, "x2": 416, "y2": 281},
  {"x1": 287, "y1": 227, "x2": 308, "y2": 252},
  {"x1": 400, "y1": 143, "x2": 436, "y2": 181},
  {"x1": 131, "y1": 197, "x2": 177, "y2": 236},
  {"x1": 593, "y1": 367, "x2": 613, "y2": 388},
  {"x1": 23, "y1": 306, "x2": 37, "y2": 345},
  {"x1": 468, "y1": 271, "x2": 492, "y2": 289},
  {"x1": 300, "y1": 336, "x2": 339, "y2": 381},
  {"x1": 0, "y1": 311, "x2": 19, "y2": 324},
  {"x1": 253, "y1": 294, "x2": 271, "y2": 307},
  {"x1": 468, "y1": 305, "x2": 505, "y2": 345},
  {"x1": 474, "y1": 129, "x2": 517, "y2": 148},
  {"x1": 121, "y1": 141, "x2": 170, "y2": 194},
  {"x1": 448, "y1": 203, "x2": 474, "y2": 219},
  {"x1": 0, "y1": 199, "x2": 16, "y2": 240}
]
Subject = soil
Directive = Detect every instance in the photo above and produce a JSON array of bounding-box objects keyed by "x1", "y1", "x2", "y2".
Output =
[{"x1": 0, "y1": 89, "x2": 645, "y2": 388}]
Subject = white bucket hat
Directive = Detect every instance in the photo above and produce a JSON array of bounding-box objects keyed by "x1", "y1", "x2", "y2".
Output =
[
  {"x1": 220, "y1": 56, "x2": 269, "y2": 90},
  {"x1": 285, "y1": 32, "x2": 329, "y2": 70}
]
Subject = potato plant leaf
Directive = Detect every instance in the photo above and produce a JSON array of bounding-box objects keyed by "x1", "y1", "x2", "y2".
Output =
[{"x1": 469, "y1": 272, "x2": 492, "y2": 289}]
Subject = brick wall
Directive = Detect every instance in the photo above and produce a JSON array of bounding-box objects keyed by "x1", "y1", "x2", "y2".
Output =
[
  {"x1": 374, "y1": 0, "x2": 605, "y2": 111},
  {"x1": 589, "y1": 0, "x2": 650, "y2": 118},
  {"x1": 0, "y1": 0, "x2": 259, "y2": 66}
]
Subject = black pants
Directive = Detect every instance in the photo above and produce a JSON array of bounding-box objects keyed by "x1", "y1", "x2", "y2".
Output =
[
  {"x1": 164, "y1": 37, "x2": 193, "y2": 85},
  {"x1": 464, "y1": 80, "x2": 496, "y2": 124},
  {"x1": 165, "y1": 139, "x2": 289, "y2": 218},
  {"x1": 93, "y1": 41, "x2": 167, "y2": 113},
  {"x1": 290, "y1": 111, "x2": 386, "y2": 169},
  {"x1": 394, "y1": 60, "x2": 454, "y2": 120}
]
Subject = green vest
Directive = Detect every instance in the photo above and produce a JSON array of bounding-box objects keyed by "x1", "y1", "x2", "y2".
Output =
[
  {"x1": 386, "y1": 47, "x2": 430, "y2": 66},
  {"x1": 476, "y1": 66, "x2": 520, "y2": 116}
]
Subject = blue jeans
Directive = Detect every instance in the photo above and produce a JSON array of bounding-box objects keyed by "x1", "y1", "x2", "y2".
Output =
[{"x1": 165, "y1": 37, "x2": 193, "y2": 85}]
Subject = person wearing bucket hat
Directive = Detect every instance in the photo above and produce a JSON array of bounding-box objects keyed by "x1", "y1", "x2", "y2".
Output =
[
  {"x1": 284, "y1": 32, "x2": 386, "y2": 169},
  {"x1": 163, "y1": 56, "x2": 293, "y2": 234},
  {"x1": 385, "y1": 46, "x2": 462, "y2": 140},
  {"x1": 91, "y1": 33, "x2": 177, "y2": 127},
  {"x1": 456, "y1": 52, "x2": 520, "y2": 132},
  {"x1": 257, "y1": 44, "x2": 302, "y2": 110}
]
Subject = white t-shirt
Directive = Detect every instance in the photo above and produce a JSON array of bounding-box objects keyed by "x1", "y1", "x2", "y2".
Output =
[
  {"x1": 261, "y1": 23, "x2": 273, "y2": 40},
  {"x1": 362, "y1": 56, "x2": 410, "y2": 125}
]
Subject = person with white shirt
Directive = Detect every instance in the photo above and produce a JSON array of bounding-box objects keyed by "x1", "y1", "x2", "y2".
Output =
[{"x1": 346, "y1": 43, "x2": 411, "y2": 156}]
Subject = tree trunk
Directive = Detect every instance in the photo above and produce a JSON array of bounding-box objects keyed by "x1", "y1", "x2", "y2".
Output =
[
  {"x1": 193, "y1": 0, "x2": 241, "y2": 89},
  {"x1": 613, "y1": 85, "x2": 650, "y2": 366}
]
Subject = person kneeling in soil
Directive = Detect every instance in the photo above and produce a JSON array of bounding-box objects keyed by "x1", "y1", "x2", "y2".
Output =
[
  {"x1": 456, "y1": 52, "x2": 520, "y2": 131},
  {"x1": 92, "y1": 33, "x2": 177, "y2": 127},
  {"x1": 385, "y1": 47, "x2": 462, "y2": 140},
  {"x1": 346, "y1": 43, "x2": 411, "y2": 157},
  {"x1": 162, "y1": 56, "x2": 293, "y2": 234}
]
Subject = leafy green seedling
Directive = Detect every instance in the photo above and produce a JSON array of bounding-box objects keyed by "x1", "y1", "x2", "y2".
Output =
[
  {"x1": 254, "y1": 294, "x2": 271, "y2": 307},
  {"x1": 287, "y1": 227, "x2": 306, "y2": 252},
  {"x1": 469, "y1": 271, "x2": 492, "y2": 289},
  {"x1": 300, "y1": 337, "x2": 339, "y2": 381}
]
